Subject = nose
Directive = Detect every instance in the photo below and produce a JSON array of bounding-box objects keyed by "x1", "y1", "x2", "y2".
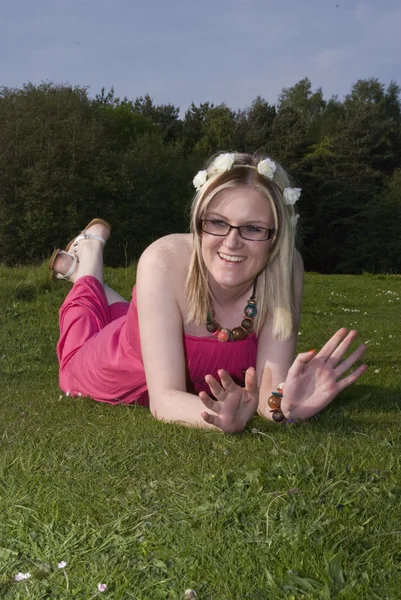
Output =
[{"x1": 224, "y1": 226, "x2": 243, "y2": 248}]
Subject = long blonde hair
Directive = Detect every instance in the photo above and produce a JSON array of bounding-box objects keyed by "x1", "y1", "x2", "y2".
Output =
[{"x1": 185, "y1": 152, "x2": 300, "y2": 341}]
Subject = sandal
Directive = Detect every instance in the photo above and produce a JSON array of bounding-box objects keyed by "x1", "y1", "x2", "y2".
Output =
[
  {"x1": 65, "y1": 218, "x2": 111, "y2": 260},
  {"x1": 49, "y1": 219, "x2": 111, "y2": 281},
  {"x1": 48, "y1": 249, "x2": 78, "y2": 281}
]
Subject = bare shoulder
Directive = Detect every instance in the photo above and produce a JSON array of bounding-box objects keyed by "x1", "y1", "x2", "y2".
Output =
[
  {"x1": 139, "y1": 234, "x2": 192, "y2": 266},
  {"x1": 138, "y1": 233, "x2": 192, "y2": 277}
]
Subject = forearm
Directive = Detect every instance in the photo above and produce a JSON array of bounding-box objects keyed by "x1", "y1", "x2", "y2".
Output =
[{"x1": 149, "y1": 388, "x2": 219, "y2": 430}]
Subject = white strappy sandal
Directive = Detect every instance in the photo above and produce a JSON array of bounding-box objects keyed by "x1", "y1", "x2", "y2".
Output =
[
  {"x1": 65, "y1": 218, "x2": 111, "y2": 258},
  {"x1": 48, "y1": 249, "x2": 79, "y2": 281},
  {"x1": 49, "y1": 218, "x2": 111, "y2": 281}
]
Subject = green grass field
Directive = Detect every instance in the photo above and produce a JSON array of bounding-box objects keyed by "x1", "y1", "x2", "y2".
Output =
[{"x1": 0, "y1": 265, "x2": 400, "y2": 599}]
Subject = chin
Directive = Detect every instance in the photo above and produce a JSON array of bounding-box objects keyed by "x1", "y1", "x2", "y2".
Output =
[{"x1": 215, "y1": 270, "x2": 255, "y2": 289}]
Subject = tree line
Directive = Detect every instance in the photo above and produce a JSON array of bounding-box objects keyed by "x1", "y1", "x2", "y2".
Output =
[{"x1": 0, "y1": 78, "x2": 400, "y2": 273}]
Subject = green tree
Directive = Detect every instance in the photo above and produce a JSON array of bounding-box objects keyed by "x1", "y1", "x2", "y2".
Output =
[
  {"x1": 234, "y1": 96, "x2": 276, "y2": 153},
  {"x1": 104, "y1": 133, "x2": 198, "y2": 264},
  {"x1": 356, "y1": 168, "x2": 401, "y2": 273},
  {"x1": 301, "y1": 79, "x2": 401, "y2": 272},
  {"x1": 194, "y1": 104, "x2": 236, "y2": 156},
  {"x1": 270, "y1": 78, "x2": 326, "y2": 169},
  {"x1": 182, "y1": 102, "x2": 213, "y2": 155},
  {"x1": 0, "y1": 83, "x2": 103, "y2": 263},
  {"x1": 133, "y1": 95, "x2": 183, "y2": 143}
]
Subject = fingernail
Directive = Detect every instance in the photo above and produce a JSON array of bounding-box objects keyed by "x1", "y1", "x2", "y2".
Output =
[{"x1": 307, "y1": 349, "x2": 316, "y2": 354}]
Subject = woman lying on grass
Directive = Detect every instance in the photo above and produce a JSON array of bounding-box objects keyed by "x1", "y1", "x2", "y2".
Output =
[{"x1": 49, "y1": 152, "x2": 367, "y2": 432}]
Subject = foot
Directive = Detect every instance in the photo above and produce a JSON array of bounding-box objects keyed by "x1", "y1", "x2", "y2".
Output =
[
  {"x1": 66, "y1": 219, "x2": 111, "y2": 261},
  {"x1": 51, "y1": 251, "x2": 78, "y2": 282},
  {"x1": 83, "y1": 221, "x2": 111, "y2": 243}
]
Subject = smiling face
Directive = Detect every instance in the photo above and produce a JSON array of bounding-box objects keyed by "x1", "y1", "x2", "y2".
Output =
[{"x1": 200, "y1": 185, "x2": 275, "y2": 293}]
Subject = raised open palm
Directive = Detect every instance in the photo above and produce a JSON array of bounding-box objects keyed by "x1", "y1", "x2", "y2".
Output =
[
  {"x1": 282, "y1": 328, "x2": 367, "y2": 421},
  {"x1": 199, "y1": 368, "x2": 259, "y2": 433}
]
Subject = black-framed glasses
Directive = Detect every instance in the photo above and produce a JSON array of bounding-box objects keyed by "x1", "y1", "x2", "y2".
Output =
[{"x1": 200, "y1": 219, "x2": 275, "y2": 241}]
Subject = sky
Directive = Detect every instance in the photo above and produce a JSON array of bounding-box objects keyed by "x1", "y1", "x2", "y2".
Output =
[{"x1": 1, "y1": 0, "x2": 400, "y2": 114}]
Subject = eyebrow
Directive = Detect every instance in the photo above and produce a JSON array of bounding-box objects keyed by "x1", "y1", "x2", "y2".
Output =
[{"x1": 206, "y1": 211, "x2": 272, "y2": 227}]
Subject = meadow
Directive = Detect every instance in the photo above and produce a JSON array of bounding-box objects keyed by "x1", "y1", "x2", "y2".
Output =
[{"x1": 0, "y1": 265, "x2": 400, "y2": 599}]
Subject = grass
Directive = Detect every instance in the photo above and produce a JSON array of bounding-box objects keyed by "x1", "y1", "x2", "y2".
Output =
[{"x1": 0, "y1": 265, "x2": 400, "y2": 599}]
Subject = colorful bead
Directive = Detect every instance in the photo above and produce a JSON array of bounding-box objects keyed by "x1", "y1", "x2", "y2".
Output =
[
  {"x1": 216, "y1": 328, "x2": 230, "y2": 342},
  {"x1": 241, "y1": 318, "x2": 253, "y2": 332},
  {"x1": 244, "y1": 304, "x2": 257, "y2": 318},
  {"x1": 267, "y1": 394, "x2": 282, "y2": 410},
  {"x1": 205, "y1": 281, "x2": 257, "y2": 341},
  {"x1": 232, "y1": 327, "x2": 248, "y2": 341},
  {"x1": 272, "y1": 410, "x2": 285, "y2": 422}
]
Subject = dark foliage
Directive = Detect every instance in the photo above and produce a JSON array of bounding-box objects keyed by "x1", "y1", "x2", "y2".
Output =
[{"x1": 0, "y1": 78, "x2": 400, "y2": 272}]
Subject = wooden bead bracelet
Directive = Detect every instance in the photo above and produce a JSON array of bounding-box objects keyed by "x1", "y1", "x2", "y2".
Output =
[{"x1": 267, "y1": 382, "x2": 297, "y2": 424}]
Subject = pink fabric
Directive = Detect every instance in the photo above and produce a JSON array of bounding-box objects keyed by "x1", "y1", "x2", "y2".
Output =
[{"x1": 57, "y1": 276, "x2": 257, "y2": 405}]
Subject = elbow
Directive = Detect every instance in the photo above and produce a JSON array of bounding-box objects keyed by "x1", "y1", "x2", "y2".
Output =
[
  {"x1": 148, "y1": 389, "x2": 172, "y2": 423},
  {"x1": 149, "y1": 398, "x2": 162, "y2": 422}
]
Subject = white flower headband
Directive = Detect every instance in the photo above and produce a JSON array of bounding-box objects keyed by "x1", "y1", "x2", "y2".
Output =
[{"x1": 193, "y1": 153, "x2": 301, "y2": 207}]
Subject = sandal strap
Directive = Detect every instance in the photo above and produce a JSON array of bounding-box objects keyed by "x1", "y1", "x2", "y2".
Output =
[
  {"x1": 63, "y1": 255, "x2": 78, "y2": 280},
  {"x1": 73, "y1": 232, "x2": 107, "y2": 247},
  {"x1": 54, "y1": 251, "x2": 78, "y2": 280}
]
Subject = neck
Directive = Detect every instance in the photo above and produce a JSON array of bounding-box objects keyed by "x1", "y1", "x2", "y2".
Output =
[
  {"x1": 205, "y1": 277, "x2": 257, "y2": 342},
  {"x1": 208, "y1": 278, "x2": 256, "y2": 309}
]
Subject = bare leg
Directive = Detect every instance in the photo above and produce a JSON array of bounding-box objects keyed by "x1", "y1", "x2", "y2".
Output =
[
  {"x1": 104, "y1": 284, "x2": 128, "y2": 306},
  {"x1": 52, "y1": 243, "x2": 104, "y2": 285},
  {"x1": 52, "y1": 254, "x2": 127, "y2": 305},
  {"x1": 52, "y1": 223, "x2": 128, "y2": 305},
  {"x1": 52, "y1": 222, "x2": 107, "y2": 285},
  {"x1": 71, "y1": 222, "x2": 110, "y2": 284},
  {"x1": 74, "y1": 240, "x2": 104, "y2": 284}
]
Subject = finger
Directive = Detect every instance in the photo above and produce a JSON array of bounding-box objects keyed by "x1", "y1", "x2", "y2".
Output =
[
  {"x1": 337, "y1": 363, "x2": 368, "y2": 391},
  {"x1": 198, "y1": 391, "x2": 220, "y2": 413},
  {"x1": 217, "y1": 369, "x2": 238, "y2": 393},
  {"x1": 288, "y1": 349, "x2": 316, "y2": 377},
  {"x1": 204, "y1": 374, "x2": 226, "y2": 399},
  {"x1": 334, "y1": 343, "x2": 367, "y2": 378},
  {"x1": 327, "y1": 330, "x2": 359, "y2": 367},
  {"x1": 201, "y1": 411, "x2": 221, "y2": 428},
  {"x1": 244, "y1": 367, "x2": 258, "y2": 394},
  {"x1": 315, "y1": 328, "x2": 348, "y2": 361}
]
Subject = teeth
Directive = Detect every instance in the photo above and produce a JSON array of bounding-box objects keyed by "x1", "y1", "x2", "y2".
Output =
[{"x1": 219, "y1": 253, "x2": 245, "y2": 263}]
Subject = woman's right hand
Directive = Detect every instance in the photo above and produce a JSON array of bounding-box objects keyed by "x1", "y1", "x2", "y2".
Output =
[{"x1": 198, "y1": 367, "x2": 259, "y2": 433}]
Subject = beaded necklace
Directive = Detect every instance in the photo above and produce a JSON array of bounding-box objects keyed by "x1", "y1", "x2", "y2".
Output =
[{"x1": 206, "y1": 280, "x2": 258, "y2": 342}]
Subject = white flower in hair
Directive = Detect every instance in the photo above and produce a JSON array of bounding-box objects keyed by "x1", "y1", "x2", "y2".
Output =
[
  {"x1": 209, "y1": 153, "x2": 235, "y2": 175},
  {"x1": 283, "y1": 187, "x2": 302, "y2": 205},
  {"x1": 193, "y1": 170, "x2": 208, "y2": 191},
  {"x1": 257, "y1": 158, "x2": 276, "y2": 180}
]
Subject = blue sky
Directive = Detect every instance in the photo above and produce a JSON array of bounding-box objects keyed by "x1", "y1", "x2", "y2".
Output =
[{"x1": 1, "y1": 0, "x2": 400, "y2": 113}]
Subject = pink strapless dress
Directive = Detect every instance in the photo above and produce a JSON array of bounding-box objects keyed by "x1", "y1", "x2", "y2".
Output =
[{"x1": 57, "y1": 276, "x2": 257, "y2": 405}]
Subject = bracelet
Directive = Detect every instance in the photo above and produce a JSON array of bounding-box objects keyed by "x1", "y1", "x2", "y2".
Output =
[
  {"x1": 267, "y1": 382, "x2": 286, "y2": 422},
  {"x1": 267, "y1": 384, "x2": 321, "y2": 425},
  {"x1": 267, "y1": 382, "x2": 299, "y2": 424}
]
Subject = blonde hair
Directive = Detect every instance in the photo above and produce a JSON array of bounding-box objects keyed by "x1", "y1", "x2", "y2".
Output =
[{"x1": 185, "y1": 152, "x2": 299, "y2": 341}]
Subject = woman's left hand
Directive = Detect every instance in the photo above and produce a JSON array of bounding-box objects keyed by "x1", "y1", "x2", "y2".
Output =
[{"x1": 281, "y1": 328, "x2": 367, "y2": 421}]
